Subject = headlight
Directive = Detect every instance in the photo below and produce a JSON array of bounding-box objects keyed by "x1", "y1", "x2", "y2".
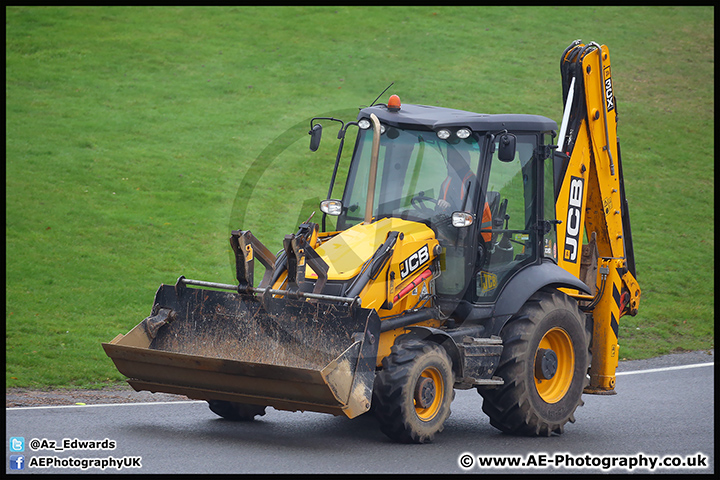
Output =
[
  {"x1": 456, "y1": 128, "x2": 471, "y2": 139},
  {"x1": 452, "y1": 212, "x2": 474, "y2": 227},
  {"x1": 320, "y1": 199, "x2": 343, "y2": 216},
  {"x1": 437, "y1": 129, "x2": 451, "y2": 140},
  {"x1": 358, "y1": 118, "x2": 386, "y2": 134}
]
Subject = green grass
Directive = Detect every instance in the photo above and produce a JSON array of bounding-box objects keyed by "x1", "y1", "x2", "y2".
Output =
[{"x1": 6, "y1": 6, "x2": 714, "y2": 388}]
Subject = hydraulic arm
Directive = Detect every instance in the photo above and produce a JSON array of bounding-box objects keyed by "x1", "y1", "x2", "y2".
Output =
[{"x1": 554, "y1": 41, "x2": 641, "y2": 393}]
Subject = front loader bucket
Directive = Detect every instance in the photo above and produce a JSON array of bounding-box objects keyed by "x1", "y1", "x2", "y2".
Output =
[{"x1": 102, "y1": 283, "x2": 380, "y2": 418}]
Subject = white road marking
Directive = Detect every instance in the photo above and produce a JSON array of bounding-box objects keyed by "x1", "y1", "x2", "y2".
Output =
[
  {"x1": 615, "y1": 362, "x2": 713, "y2": 376},
  {"x1": 6, "y1": 400, "x2": 203, "y2": 411}
]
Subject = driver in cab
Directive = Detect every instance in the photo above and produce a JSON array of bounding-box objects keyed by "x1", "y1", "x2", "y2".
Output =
[{"x1": 437, "y1": 147, "x2": 492, "y2": 242}]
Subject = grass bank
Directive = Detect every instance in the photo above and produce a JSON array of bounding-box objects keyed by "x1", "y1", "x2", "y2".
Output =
[{"x1": 6, "y1": 6, "x2": 713, "y2": 388}]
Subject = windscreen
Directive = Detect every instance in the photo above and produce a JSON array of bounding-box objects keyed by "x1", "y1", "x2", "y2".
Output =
[
  {"x1": 338, "y1": 127, "x2": 483, "y2": 229},
  {"x1": 337, "y1": 126, "x2": 486, "y2": 297}
]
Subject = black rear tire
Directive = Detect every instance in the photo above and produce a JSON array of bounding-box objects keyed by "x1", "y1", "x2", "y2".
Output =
[
  {"x1": 208, "y1": 400, "x2": 267, "y2": 421},
  {"x1": 479, "y1": 288, "x2": 591, "y2": 436},
  {"x1": 372, "y1": 340, "x2": 454, "y2": 443}
]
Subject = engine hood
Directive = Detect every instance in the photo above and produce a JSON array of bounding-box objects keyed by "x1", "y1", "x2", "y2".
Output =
[{"x1": 308, "y1": 217, "x2": 436, "y2": 281}]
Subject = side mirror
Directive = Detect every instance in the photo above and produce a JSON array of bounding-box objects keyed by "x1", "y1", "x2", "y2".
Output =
[
  {"x1": 309, "y1": 124, "x2": 323, "y2": 152},
  {"x1": 498, "y1": 133, "x2": 516, "y2": 162}
]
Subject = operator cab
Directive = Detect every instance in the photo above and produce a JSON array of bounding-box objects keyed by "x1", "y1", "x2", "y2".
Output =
[{"x1": 316, "y1": 98, "x2": 559, "y2": 320}]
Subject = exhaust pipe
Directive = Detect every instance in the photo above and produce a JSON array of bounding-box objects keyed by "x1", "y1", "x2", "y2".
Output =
[{"x1": 364, "y1": 113, "x2": 381, "y2": 224}]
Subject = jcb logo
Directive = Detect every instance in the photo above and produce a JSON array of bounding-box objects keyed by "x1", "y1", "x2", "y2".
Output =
[
  {"x1": 400, "y1": 244, "x2": 430, "y2": 280},
  {"x1": 604, "y1": 66, "x2": 615, "y2": 112},
  {"x1": 479, "y1": 271, "x2": 497, "y2": 295},
  {"x1": 563, "y1": 176, "x2": 584, "y2": 263}
]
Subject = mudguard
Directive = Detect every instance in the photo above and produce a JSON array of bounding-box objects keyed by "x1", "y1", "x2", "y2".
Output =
[{"x1": 489, "y1": 259, "x2": 591, "y2": 335}]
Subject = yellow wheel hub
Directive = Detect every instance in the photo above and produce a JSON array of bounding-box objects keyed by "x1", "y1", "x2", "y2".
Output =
[
  {"x1": 414, "y1": 367, "x2": 444, "y2": 421},
  {"x1": 534, "y1": 327, "x2": 575, "y2": 404}
]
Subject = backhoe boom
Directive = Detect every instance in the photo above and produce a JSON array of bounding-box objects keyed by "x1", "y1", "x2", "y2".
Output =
[{"x1": 555, "y1": 41, "x2": 641, "y2": 393}]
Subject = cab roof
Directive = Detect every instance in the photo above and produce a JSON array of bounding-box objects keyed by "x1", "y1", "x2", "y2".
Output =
[{"x1": 358, "y1": 102, "x2": 557, "y2": 133}]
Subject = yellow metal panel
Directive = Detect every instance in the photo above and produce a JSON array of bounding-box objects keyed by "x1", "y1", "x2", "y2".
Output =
[
  {"x1": 358, "y1": 224, "x2": 438, "y2": 311},
  {"x1": 308, "y1": 218, "x2": 435, "y2": 281},
  {"x1": 555, "y1": 126, "x2": 591, "y2": 280}
]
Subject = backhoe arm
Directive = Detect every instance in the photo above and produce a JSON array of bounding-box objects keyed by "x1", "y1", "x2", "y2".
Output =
[{"x1": 554, "y1": 41, "x2": 641, "y2": 393}]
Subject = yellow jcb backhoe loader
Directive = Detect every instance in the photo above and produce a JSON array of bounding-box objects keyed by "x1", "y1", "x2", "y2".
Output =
[{"x1": 104, "y1": 40, "x2": 640, "y2": 443}]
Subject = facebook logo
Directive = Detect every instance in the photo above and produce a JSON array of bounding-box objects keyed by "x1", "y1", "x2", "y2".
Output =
[
  {"x1": 10, "y1": 437, "x2": 25, "y2": 452},
  {"x1": 10, "y1": 455, "x2": 25, "y2": 470}
]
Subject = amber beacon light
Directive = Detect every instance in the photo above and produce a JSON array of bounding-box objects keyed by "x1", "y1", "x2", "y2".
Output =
[{"x1": 387, "y1": 94, "x2": 401, "y2": 111}]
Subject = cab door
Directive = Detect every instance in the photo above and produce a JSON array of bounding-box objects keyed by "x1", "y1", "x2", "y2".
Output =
[{"x1": 471, "y1": 134, "x2": 543, "y2": 302}]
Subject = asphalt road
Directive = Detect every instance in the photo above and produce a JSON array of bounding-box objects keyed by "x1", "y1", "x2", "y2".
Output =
[{"x1": 6, "y1": 351, "x2": 714, "y2": 474}]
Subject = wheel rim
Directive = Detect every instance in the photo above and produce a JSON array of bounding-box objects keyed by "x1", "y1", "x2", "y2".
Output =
[
  {"x1": 534, "y1": 327, "x2": 575, "y2": 404},
  {"x1": 414, "y1": 367, "x2": 444, "y2": 421}
]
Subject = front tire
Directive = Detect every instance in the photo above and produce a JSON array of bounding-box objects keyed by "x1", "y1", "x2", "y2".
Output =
[
  {"x1": 208, "y1": 401, "x2": 267, "y2": 421},
  {"x1": 479, "y1": 289, "x2": 591, "y2": 436},
  {"x1": 372, "y1": 341, "x2": 454, "y2": 443}
]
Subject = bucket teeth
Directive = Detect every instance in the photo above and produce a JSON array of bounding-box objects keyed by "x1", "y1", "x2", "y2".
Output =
[{"x1": 142, "y1": 308, "x2": 176, "y2": 339}]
